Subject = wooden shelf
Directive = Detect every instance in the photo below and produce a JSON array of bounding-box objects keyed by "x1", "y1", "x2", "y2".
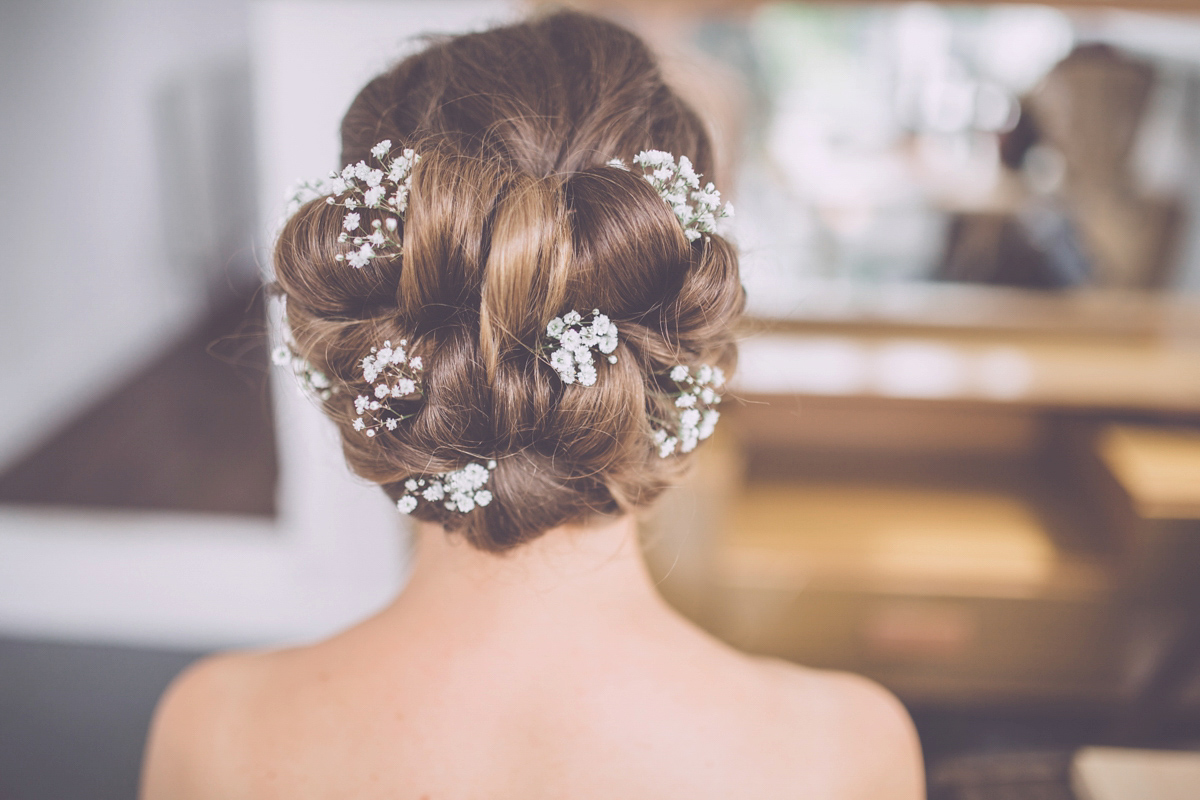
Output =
[
  {"x1": 642, "y1": 399, "x2": 1144, "y2": 705},
  {"x1": 563, "y1": 1, "x2": 1200, "y2": 13},
  {"x1": 716, "y1": 481, "x2": 1110, "y2": 600},
  {"x1": 1097, "y1": 424, "x2": 1200, "y2": 520},
  {"x1": 733, "y1": 328, "x2": 1200, "y2": 415},
  {"x1": 747, "y1": 283, "x2": 1200, "y2": 341}
]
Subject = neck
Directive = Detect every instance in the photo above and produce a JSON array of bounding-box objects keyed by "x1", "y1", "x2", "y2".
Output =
[{"x1": 389, "y1": 514, "x2": 672, "y2": 637}]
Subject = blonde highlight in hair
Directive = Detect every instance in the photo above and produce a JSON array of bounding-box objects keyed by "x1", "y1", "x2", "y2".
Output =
[{"x1": 273, "y1": 10, "x2": 744, "y2": 552}]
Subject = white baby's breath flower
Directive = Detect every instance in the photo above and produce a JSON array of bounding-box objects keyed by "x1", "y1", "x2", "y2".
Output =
[
  {"x1": 371, "y1": 140, "x2": 392, "y2": 159},
  {"x1": 655, "y1": 362, "x2": 725, "y2": 458},
  {"x1": 550, "y1": 348, "x2": 575, "y2": 383},
  {"x1": 577, "y1": 362, "x2": 597, "y2": 387},
  {"x1": 559, "y1": 328, "x2": 582, "y2": 352},
  {"x1": 286, "y1": 146, "x2": 419, "y2": 271},
  {"x1": 678, "y1": 155, "x2": 698, "y2": 185},
  {"x1": 353, "y1": 338, "x2": 424, "y2": 437},
  {"x1": 272, "y1": 334, "x2": 340, "y2": 402},
  {"x1": 394, "y1": 460, "x2": 496, "y2": 516},
  {"x1": 630, "y1": 150, "x2": 733, "y2": 241},
  {"x1": 543, "y1": 309, "x2": 619, "y2": 387}
]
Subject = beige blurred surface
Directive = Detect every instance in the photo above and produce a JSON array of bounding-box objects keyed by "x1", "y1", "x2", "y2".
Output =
[
  {"x1": 1098, "y1": 424, "x2": 1200, "y2": 519},
  {"x1": 1072, "y1": 747, "x2": 1200, "y2": 800}
]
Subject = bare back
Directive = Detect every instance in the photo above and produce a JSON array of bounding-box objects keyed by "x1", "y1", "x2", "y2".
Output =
[{"x1": 142, "y1": 522, "x2": 923, "y2": 800}]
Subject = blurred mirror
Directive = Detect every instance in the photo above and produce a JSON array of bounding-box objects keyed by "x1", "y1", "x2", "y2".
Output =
[{"x1": 588, "y1": 1, "x2": 1200, "y2": 318}]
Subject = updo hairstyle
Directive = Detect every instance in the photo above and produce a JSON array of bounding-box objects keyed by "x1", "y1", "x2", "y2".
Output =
[{"x1": 272, "y1": 10, "x2": 744, "y2": 552}]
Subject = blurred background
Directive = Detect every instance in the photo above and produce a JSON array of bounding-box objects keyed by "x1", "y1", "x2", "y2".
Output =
[{"x1": 3, "y1": 1, "x2": 1200, "y2": 798}]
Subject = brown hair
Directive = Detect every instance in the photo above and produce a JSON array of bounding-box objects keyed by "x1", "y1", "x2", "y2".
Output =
[{"x1": 273, "y1": 10, "x2": 743, "y2": 552}]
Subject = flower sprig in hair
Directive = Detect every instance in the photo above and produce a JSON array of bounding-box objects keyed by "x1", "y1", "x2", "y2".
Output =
[
  {"x1": 285, "y1": 139, "x2": 419, "y2": 269},
  {"x1": 272, "y1": 343, "x2": 338, "y2": 401},
  {"x1": 352, "y1": 339, "x2": 423, "y2": 437},
  {"x1": 396, "y1": 460, "x2": 497, "y2": 514},
  {"x1": 544, "y1": 309, "x2": 618, "y2": 386},
  {"x1": 652, "y1": 364, "x2": 725, "y2": 458},
  {"x1": 608, "y1": 150, "x2": 734, "y2": 242}
]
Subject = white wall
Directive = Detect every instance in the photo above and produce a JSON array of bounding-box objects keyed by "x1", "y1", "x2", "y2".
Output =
[
  {"x1": 251, "y1": 0, "x2": 517, "y2": 235},
  {"x1": 0, "y1": 0, "x2": 253, "y2": 469},
  {"x1": 0, "y1": 0, "x2": 515, "y2": 651}
]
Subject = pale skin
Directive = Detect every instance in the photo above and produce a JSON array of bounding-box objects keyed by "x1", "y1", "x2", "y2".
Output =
[{"x1": 141, "y1": 514, "x2": 924, "y2": 799}]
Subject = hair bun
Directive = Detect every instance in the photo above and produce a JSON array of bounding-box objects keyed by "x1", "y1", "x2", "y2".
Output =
[{"x1": 272, "y1": 11, "x2": 743, "y2": 552}]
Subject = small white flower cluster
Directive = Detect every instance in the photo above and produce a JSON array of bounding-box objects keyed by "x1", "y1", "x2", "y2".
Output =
[
  {"x1": 608, "y1": 150, "x2": 734, "y2": 242},
  {"x1": 352, "y1": 339, "x2": 423, "y2": 437},
  {"x1": 284, "y1": 139, "x2": 420, "y2": 269},
  {"x1": 652, "y1": 364, "x2": 725, "y2": 458},
  {"x1": 396, "y1": 459, "x2": 497, "y2": 515},
  {"x1": 544, "y1": 309, "x2": 618, "y2": 386},
  {"x1": 271, "y1": 343, "x2": 337, "y2": 401}
]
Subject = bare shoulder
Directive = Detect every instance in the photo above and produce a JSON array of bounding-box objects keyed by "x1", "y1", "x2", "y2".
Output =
[
  {"x1": 757, "y1": 659, "x2": 925, "y2": 800},
  {"x1": 139, "y1": 650, "x2": 269, "y2": 800}
]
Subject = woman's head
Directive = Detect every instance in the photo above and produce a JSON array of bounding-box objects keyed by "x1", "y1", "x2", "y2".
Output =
[{"x1": 273, "y1": 10, "x2": 743, "y2": 552}]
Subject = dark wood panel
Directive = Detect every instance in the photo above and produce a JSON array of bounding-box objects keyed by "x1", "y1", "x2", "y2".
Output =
[{"x1": 0, "y1": 287, "x2": 278, "y2": 517}]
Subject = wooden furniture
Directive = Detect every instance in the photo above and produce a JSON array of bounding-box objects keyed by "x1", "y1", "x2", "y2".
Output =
[{"x1": 643, "y1": 292, "x2": 1200, "y2": 709}]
